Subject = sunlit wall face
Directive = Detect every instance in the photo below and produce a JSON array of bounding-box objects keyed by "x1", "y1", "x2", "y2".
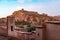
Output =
[{"x1": 0, "y1": 0, "x2": 60, "y2": 18}]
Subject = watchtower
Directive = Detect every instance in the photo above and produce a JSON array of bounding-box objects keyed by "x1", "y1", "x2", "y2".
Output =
[{"x1": 7, "y1": 16, "x2": 15, "y2": 37}]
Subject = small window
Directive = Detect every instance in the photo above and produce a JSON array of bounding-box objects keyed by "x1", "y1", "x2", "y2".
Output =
[
  {"x1": 11, "y1": 26, "x2": 13, "y2": 31},
  {"x1": 38, "y1": 33, "x2": 39, "y2": 36},
  {"x1": 31, "y1": 38, "x2": 35, "y2": 40}
]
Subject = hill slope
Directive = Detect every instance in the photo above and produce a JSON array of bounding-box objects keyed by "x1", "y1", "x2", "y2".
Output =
[{"x1": 12, "y1": 9, "x2": 52, "y2": 25}]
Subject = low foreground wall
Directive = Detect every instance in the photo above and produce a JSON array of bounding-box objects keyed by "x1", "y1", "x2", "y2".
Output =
[{"x1": 46, "y1": 23, "x2": 60, "y2": 40}]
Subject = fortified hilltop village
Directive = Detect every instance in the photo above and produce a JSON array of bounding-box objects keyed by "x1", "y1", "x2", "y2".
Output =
[{"x1": 0, "y1": 9, "x2": 60, "y2": 40}]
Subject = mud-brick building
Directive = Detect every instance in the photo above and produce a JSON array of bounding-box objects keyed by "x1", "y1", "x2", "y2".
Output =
[
  {"x1": 45, "y1": 21, "x2": 60, "y2": 40},
  {"x1": 7, "y1": 16, "x2": 36, "y2": 40},
  {"x1": 36, "y1": 21, "x2": 60, "y2": 40},
  {"x1": 1, "y1": 16, "x2": 60, "y2": 40}
]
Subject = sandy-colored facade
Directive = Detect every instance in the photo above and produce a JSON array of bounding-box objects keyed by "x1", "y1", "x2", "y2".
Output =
[
  {"x1": 36, "y1": 21, "x2": 60, "y2": 40},
  {"x1": 0, "y1": 16, "x2": 60, "y2": 40}
]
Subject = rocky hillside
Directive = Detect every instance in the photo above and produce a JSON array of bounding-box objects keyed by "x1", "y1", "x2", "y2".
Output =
[
  {"x1": 0, "y1": 18, "x2": 7, "y2": 23},
  {"x1": 0, "y1": 9, "x2": 56, "y2": 25},
  {"x1": 53, "y1": 15, "x2": 60, "y2": 21},
  {"x1": 12, "y1": 9, "x2": 53, "y2": 25}
]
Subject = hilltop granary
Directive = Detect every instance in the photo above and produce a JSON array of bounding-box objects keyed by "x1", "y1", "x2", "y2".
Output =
[{"x1": 0, "y1": 16, "x2": 60, "y2": 40}]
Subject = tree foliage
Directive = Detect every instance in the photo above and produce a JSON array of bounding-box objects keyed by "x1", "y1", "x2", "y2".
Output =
[
  {"x1": 27, "y1": 26, "x2": 36, "y2": 32},
  {"x1": 15, "y1": 21, "x2": 31, "y2": 25}
]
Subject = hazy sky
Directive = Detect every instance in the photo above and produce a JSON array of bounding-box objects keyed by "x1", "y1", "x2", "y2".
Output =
[{"x1": 0, "y1": 0, "x2": 60, "y2": 18}]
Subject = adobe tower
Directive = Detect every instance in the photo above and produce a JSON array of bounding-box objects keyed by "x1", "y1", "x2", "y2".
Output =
[{"x1": 7, "y1": 16, "x2": 15, "y2": 37}]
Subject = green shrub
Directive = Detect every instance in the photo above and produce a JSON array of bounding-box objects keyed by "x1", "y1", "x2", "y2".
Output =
[
  {"x1": 27, "y1": 26, "x2": 36, "y2": 32},
  {"x1": 17, "y1": 26, "x2": 24, "y2": 28},
  {"x1": 15, "y1": 21, "x2": 31, "y2": 25}
]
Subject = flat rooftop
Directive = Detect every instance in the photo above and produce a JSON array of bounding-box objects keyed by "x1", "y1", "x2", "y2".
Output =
[{"x1": 45, "y1": 21, "x2": 60, "y2": 24}]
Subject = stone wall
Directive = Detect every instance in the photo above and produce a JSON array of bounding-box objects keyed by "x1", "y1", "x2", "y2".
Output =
[
  {"x1": 36, "y1": 21, "x2": 60, "y2": 40},
  {"x1": 46, "y1": 22, "x2": 60, "y2": 40},
  {"x1": 0, "y1": 26, "x2": 7, "y2": 36}
]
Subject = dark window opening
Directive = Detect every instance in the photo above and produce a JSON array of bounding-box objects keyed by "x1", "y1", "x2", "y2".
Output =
[
  {"x1": 31, "y1": 38, "x2": 35, "y2": 40},
  {"x1": 11, "y1": 26, "x2": 13, "y2": 31},
  {"x1": 38, "y1": 33, "x2": 39, "y2": 36}
]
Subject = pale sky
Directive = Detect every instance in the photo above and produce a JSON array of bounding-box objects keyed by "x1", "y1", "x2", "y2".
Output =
[{"x1": 0, "y1": 0, "x2": 60, "y2": 18}]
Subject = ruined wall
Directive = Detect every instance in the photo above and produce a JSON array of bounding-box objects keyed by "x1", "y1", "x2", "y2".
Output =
[
  {"x1": 46, "y1": 23, "x2": 60, "y2": 40},
  {"x1": 36, "y1": 27, "x2": 43, "y2": 40},
  {"x1": 15, "y1": 31, "x2": 36, "y2": 40},
  {"x1": 0, "y1": 26, "x2": 7, "y2": 36},
  {"x1": 36, "y1": 25, "x2": 46, "y2": 40}
]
